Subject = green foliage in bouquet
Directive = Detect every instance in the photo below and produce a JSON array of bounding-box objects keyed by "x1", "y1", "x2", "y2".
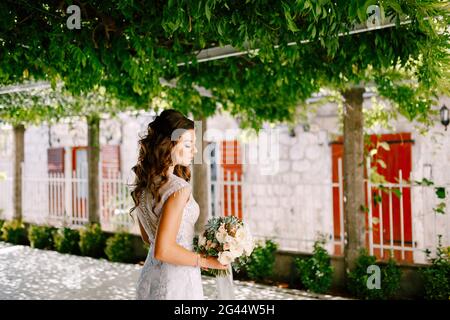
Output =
[
  {"x1": 105, "y1": 232, "x2": 135, "y2": 263},
  {"x1": 347, "y1": 249, "x2": 402, "y2": 300},
  {"x1": 53, "y1": 227, "x2": 80, "y2": 255},
  {"x1": 79, "y1": 223, "x2": 107, "y2": 258},
  {"x1": 1, "y1": 219, "x2": 28, "y2": 245},
  {"x1": 245, "y1": 239, "x2": 278, "y2": 281},
  {"x1": 295, "y1": 238, "x2": 333, "y2": 293},
  {"x1": 0, "y1": 219, "x2": 4, "y2": 234},
  {"x1": 420, "y1": 235, "x2": 450, "y2": 300},
  {"x1": 28, "y1": 225, "x2": 56, "y2": 250}
]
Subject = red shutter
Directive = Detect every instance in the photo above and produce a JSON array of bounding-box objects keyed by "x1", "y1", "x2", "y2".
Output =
[
  {"x1": 220, "y1": 140, "x2": 243, "y2": 219},
  {"x1": 47, "y1": 147, "x2": 65, "y2": 173},
  {"x1": 47, "y1": 147, "x2": 65, "y2": 219},
  {"x1": 101, "y1": 145, "x2": 121, "y2": 177}
]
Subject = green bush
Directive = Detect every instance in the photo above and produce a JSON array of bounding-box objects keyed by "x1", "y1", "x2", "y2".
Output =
[
  {"x1": 28, "y1": 225, "x2": 56, "y2": 250},
  {"x1": 79, "y1": 223, "x2": 106, "y2": 258},
  {"x1": 295, "y1": 239, "x2": 334, "y2": 293},
  {"x1": 54, "y1": 227, "x2": 80, "y2": 254},
  {"x1": 347, "y1": 249, "x2": 402, "y2": 300},
  {"x1": 105, "y1": 232, "x2": 134, "y2": 263},
  {"x1": 244, "y1": 239, "x2": 278, "y2": 281},
  {"x1": 1, "y1": 219, "x2": 28, "y2": 245},
  {"x1": 420, "y1": 235, "x2": 450, "y2": 300},
  {"x1": 0, "y1": 219, "x2": 4, "y2": 235}
]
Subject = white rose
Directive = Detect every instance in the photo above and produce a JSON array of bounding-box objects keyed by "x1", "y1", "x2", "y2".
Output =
[
  {"x1": 235, "y1": 227, "x2": 247, "y2": 242},
  {"x1": 228, "y1": 239, "x2": 244, "y2": 258},
  {"x1": 215, "y1": 229, "x2": 228, "y2": 244},
  {"x1": 198, "y1": 235, "x2": 207, "y2": 247},
  {"x1": 218, "y1": 251, "x2": 234, "y2": 265}
]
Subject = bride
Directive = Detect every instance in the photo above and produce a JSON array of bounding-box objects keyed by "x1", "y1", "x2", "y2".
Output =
[{"x1": 130, "y1": 109, "x2": 229, "y2": 300}]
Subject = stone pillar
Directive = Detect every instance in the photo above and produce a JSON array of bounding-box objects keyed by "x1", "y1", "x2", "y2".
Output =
[
  {"x1": 87, "y1": 115, "x2": 100, "y2": 224},
  {"x1": 342, "y1": 87, "x2": 366, "y2": 279},
  {"x1": 193, "y1": 117, "x2": 210, "y2": 235},
  {"x1": 13, "y1": 124, "x2": 25, "y2": 220}
]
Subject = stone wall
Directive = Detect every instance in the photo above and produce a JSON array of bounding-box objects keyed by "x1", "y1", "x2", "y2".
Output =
[{"x1": 241, "y1": 126, "x2": 334, "y2": 254}]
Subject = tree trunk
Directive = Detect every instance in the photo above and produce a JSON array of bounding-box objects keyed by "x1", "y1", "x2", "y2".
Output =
[
  {"x1": 87, "y1": 115, "x2": 100, "y2": 224},
  {"x1": 193, "y1": 117, "x2": 210, "y2": 235},
  {"x1": 13, "y1": 124, "x2": 25, "y2": 221},
  {"x1": 342, "y1": 87, "x2": 366, "y2": 279}
]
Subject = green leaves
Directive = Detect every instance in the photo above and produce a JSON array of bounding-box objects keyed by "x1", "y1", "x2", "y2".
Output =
[
  {"x1": 205, "y1": 1, "x2": 212, "y2": 22},
  {"x1": 420, "y1": 235, "x2": 450, "y2": 300},
  {"x1": 435, "y1": 187, "x2": 446, "y2": 200},
  {"x1": 412, "y1": 180, "x2": 447, "y2": 214},
  {"x1": 415, "y1": 178, "x2": 434, "y2": 186},
  {"x1": 434, "y1": 187, "x2": 447, "y2": 214},
  {"x1": 68, "y1": 45, "x2": 87, "y2": 68},
  {"x1": 433, "y1": 202, "x2": 446, "y2": 215},
  {"x1": 0, "y1": 0, "x2": 448, "y2": 130},
  {"x1": 295, "y1": 238, "x2": 333, "y2": 293},
  {"x1": 347, "y1": 249, "x2": 402, "y2": 299},
  {"x1": 282, "y1": 2, "x2": 300, "y2": 32}
]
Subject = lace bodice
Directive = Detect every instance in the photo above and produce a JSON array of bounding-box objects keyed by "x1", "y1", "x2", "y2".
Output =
[{"x1": 135, "y1": 172, "x2": 204, "y2": 300}]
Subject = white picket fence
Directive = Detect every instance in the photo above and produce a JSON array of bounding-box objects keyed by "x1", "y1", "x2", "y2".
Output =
[
  {"x1": 210, "y1": 158, "x2": 450, "y2": 264},
  {"x1": 366, "y1": 158, "x2": 449, "y2": 264},
  {"x1": 17, "y1": 167, "x2": 137, "y2": 233},
  {"x1": 0, "y1": 159, "x2": 448, "y2": 265},
  {"x1": 210, "y1": 169, "x2": 243, "y2": 219}
]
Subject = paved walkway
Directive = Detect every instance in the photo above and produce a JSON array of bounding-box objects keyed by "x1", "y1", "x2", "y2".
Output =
[{"x1": 0, "y1": 241, "x2": 346, "y2": 300}]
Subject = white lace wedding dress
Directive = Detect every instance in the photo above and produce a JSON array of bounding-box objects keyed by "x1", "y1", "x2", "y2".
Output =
[{"x1": 135, "y1": 172, "x2": 204, "y2": 300}]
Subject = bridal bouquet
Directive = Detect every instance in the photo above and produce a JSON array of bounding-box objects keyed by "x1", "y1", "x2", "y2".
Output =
[{"x1": 193, "y1": 216, "x2": 254, "y2": 277}]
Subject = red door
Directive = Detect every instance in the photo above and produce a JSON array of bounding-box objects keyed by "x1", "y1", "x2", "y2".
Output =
[
  {"x1": 332, "y1": 133, "x2": 413, "y2": 262},
  {"x1": 220, "y1": 140, "x2": 243, "y2": 219}
]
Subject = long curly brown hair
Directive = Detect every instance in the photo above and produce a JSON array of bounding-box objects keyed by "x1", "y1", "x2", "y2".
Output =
[{"x1": 130, "y1": 109, "x2": 194, "y2": 222}]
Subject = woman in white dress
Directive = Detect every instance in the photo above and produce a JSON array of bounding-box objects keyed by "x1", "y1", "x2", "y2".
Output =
[{"x1": 130, "y1": 109, "x2": 228, "y2": 300}]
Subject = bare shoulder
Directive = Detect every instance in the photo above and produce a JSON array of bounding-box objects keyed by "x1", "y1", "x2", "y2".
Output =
[
  {"x1": 166, "y1": 183, "x2": 191, "y2": 207},
  {"x1": 172, "y1": 185, "x2": 191, "y2": 198}
]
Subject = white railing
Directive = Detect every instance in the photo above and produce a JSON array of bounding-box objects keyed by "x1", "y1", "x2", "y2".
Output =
[
  {"x1": 362, "y1": 157, "x2": 450, "y2": 264},
  {"x1": 210, "y1": 158, "x2": 449, "y2": 265},
  {"x1": 13, "y1": 166, "x2": 137, "y2": 233},
  {"x1": 1, "y1": 160, "x2": 448, "y2": 265},
  {"x1": 0, "y1": 161, "x2": 13, "y2": 220},
  {"x1": 210, "y1": 169, "x2": 243, "y2": 219},
  {"x1": 0, "y1": 177, "x2": 13, "y2": 221},
  {"x1": 100, "y1": 169, "x2": 137, "y2": 233}
]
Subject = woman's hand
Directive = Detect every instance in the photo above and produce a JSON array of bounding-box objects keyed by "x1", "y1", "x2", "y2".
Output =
[{"x1": 200, "y1": 256, "x2": 229, "y2": 271}]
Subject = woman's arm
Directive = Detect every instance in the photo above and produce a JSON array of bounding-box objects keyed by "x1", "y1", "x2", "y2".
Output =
[
  {"x1": 154, "y1": 186, "x2": 228, "y2": 270},
  {"x1": 154, "y1": 186, "x2": 199, "y2": 266}
]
